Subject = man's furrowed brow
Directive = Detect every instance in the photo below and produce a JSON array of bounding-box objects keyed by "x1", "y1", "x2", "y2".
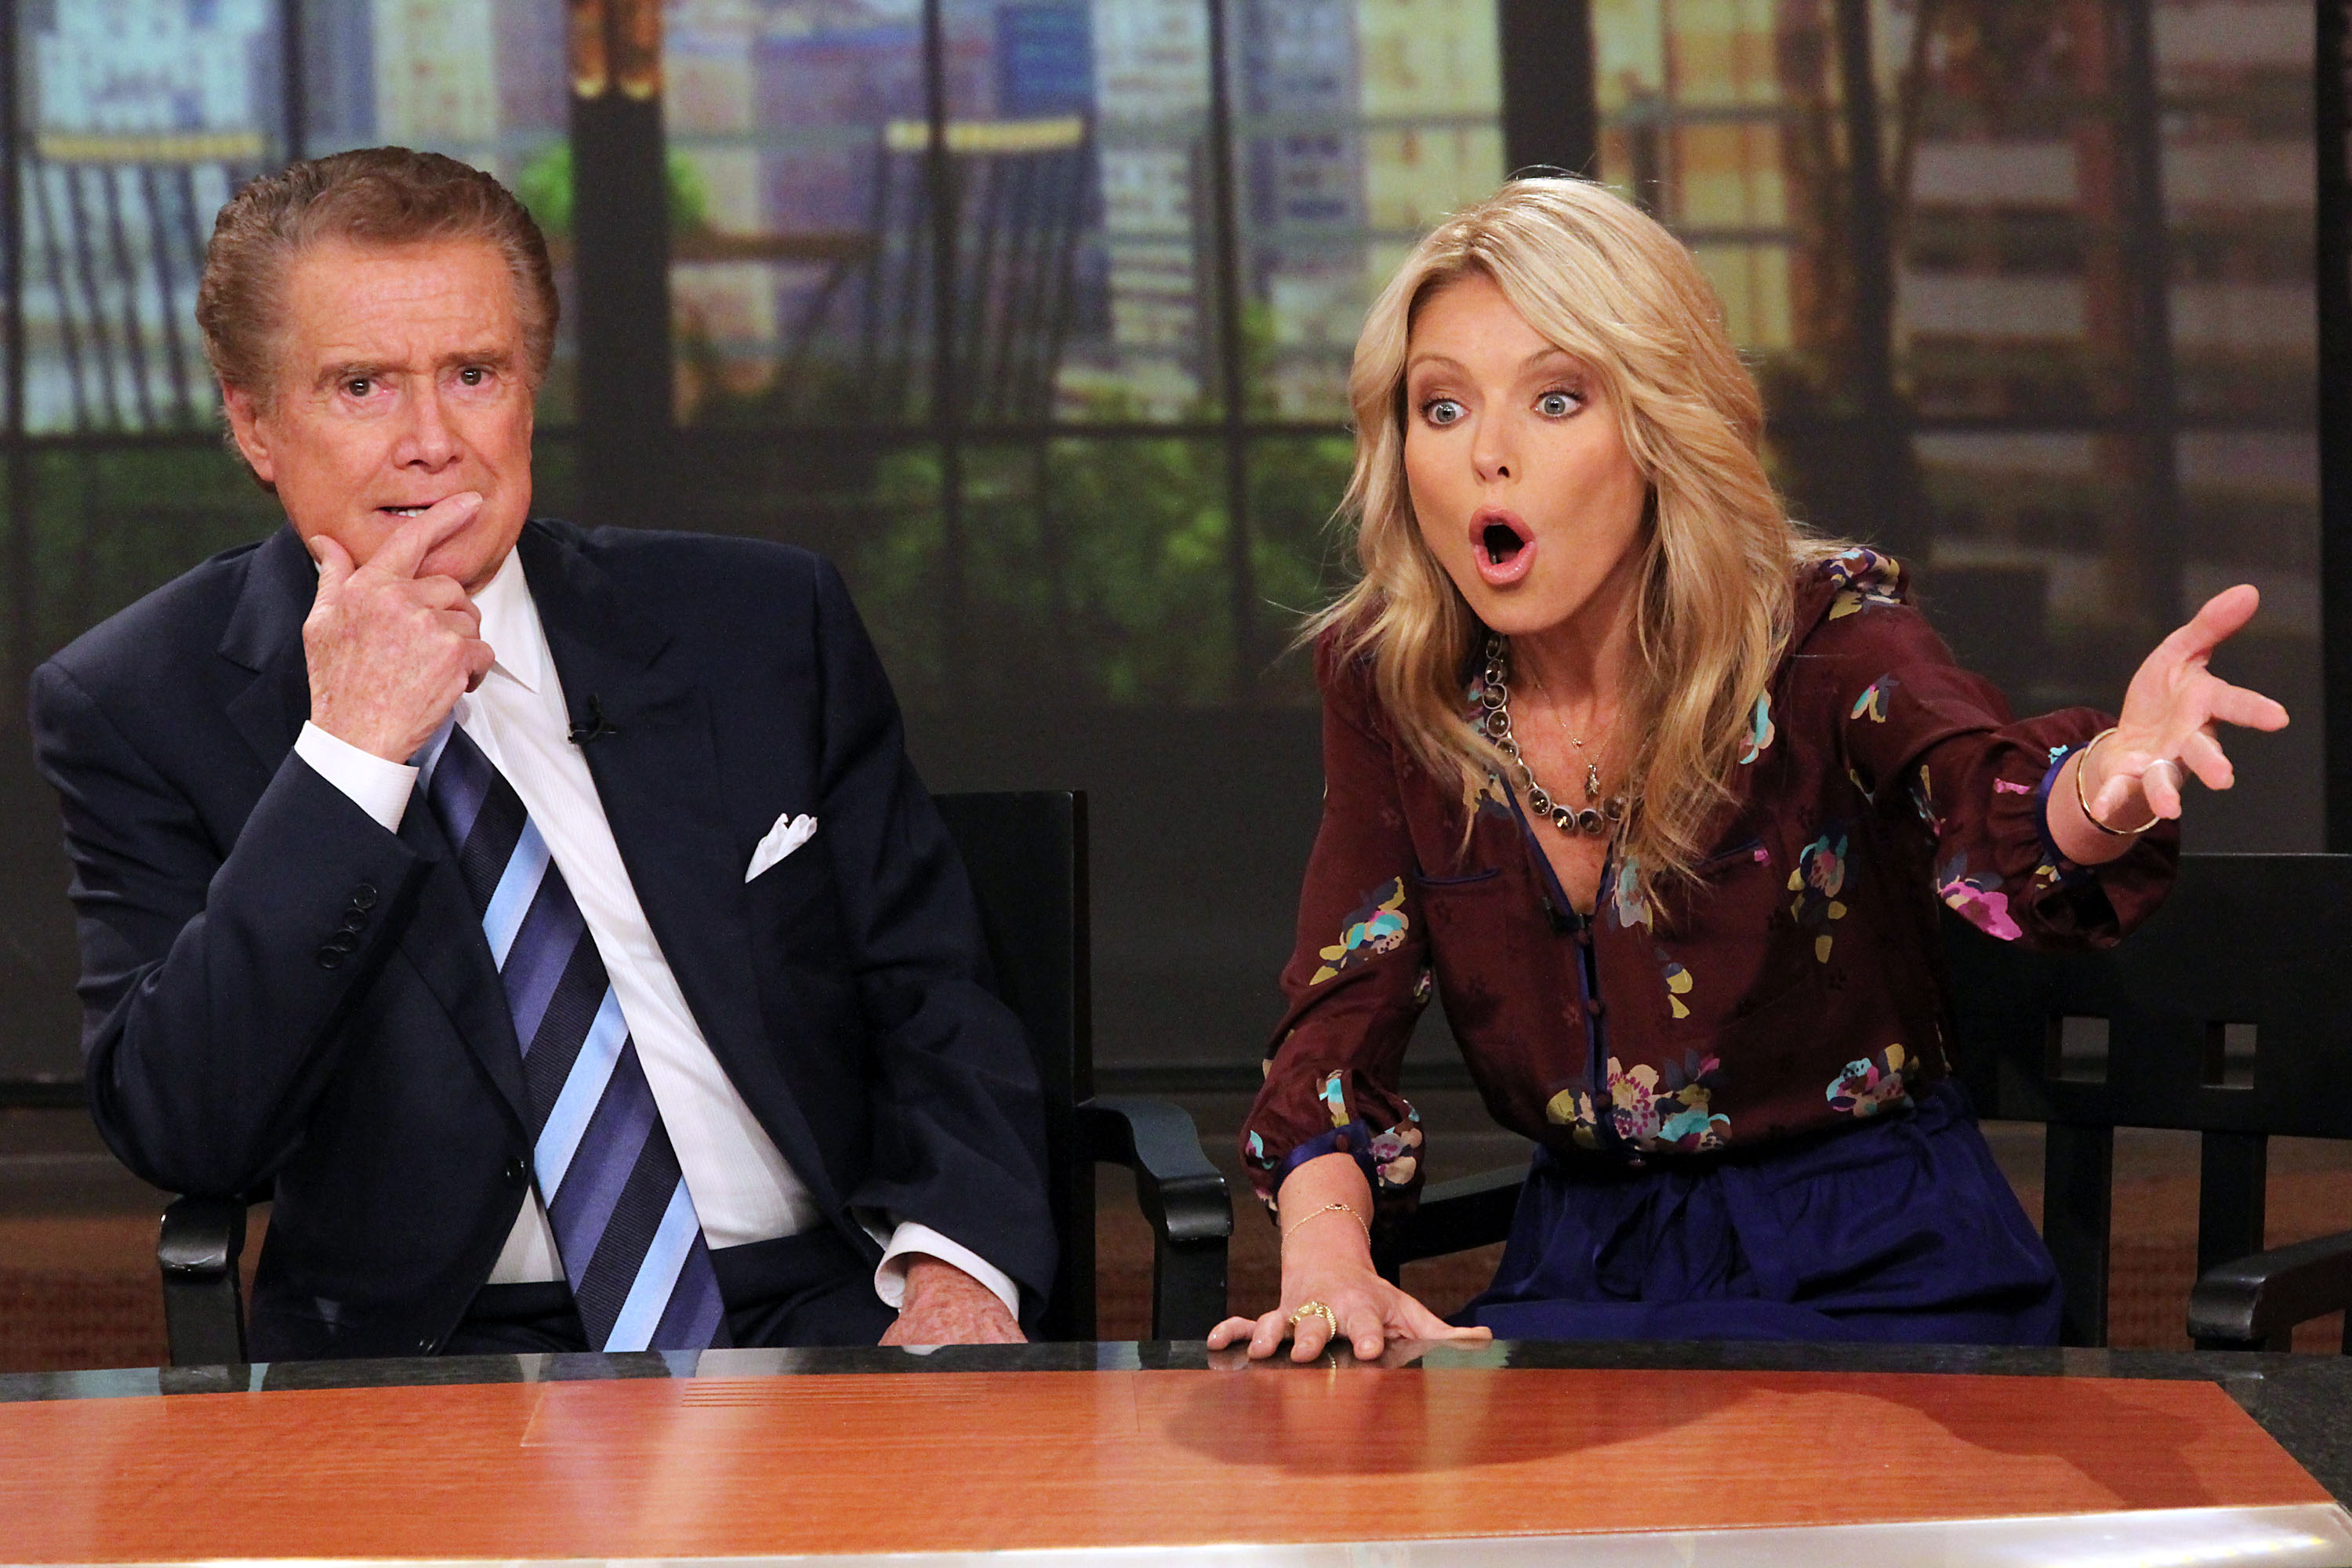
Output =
[{"x1": 443, "y1": 347, "x2": 516, "y2": 370}]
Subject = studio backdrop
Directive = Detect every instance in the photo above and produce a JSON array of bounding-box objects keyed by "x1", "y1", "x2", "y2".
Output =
[{"x1": 0, "y1": 0, "x2": 2330, "y2": 1087}]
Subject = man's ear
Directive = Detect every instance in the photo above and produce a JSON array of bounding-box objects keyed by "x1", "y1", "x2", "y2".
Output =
[{"x1": 220, "y1": 383, "x2": 278, "y2": 488}]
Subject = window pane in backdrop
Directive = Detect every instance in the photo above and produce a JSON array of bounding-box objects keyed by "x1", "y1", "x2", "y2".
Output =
[
  {"x1": 21, "y1": 1, "x2": 286, "y2": 440},
  {"x1": 1592, "y1": 0, "x2": 2318, "y2": 851},
  {"x1": 664, "y1": 0, "x2": 1226, "y2": 426},
  {"x1": 665, "y1": 0, "x2": 927, "y2": 426},
  {"x1": 1232, "y1": 0, "x2": 1503, "y2": 418},
  {"x1": 307, "y1": 0, "x2": 575, "y2": 410}
]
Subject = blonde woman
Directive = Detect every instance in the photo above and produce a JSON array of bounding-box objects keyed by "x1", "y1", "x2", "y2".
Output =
[{"x1": 1208, "y1": 178, "x2": 2288, "y2": 1359}]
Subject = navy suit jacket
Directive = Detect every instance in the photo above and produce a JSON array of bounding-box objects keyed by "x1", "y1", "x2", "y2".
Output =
[{"x1": 30, "y1": 517, "x2": 1055, "y2": 1360}]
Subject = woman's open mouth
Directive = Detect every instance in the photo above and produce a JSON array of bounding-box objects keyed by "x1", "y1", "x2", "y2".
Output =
[{"x1": 1471, "y1": 510, "x2": 1537, "y2": 586}]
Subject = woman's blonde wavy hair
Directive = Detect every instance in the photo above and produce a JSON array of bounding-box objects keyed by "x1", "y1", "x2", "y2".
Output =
[{"x1": 1308, "y1": 176, "x2": 1842, "y2": 899}]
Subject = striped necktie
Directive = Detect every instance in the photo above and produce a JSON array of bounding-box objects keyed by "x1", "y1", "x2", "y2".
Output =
[{"x1": 423, "y1": 720, "x2": 727, "y2": 1352}]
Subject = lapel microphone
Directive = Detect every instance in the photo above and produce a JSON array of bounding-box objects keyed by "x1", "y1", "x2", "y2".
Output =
[{"x1": 568, "y1": 695, "x2": 621, "y2": 747}]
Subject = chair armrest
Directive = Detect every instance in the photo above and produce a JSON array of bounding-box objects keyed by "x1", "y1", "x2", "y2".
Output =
[
  {"x1": 1371, "y1": 1165, "x2": 1523, "y2": 1283},
  {"x1": 1077, "y1": 1096, "x2": 1232, "y2": 1340},
  {"x1": 158, "y1": 1196, "x2": 250, "y2": 1368},
  {"x1": 2189, "y1": 1228, "x2": 2352, "y2": 1352}
]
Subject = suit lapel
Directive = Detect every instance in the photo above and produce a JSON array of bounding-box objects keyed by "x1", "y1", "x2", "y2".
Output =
[
  {"x1": 219, "y1": 526, "x2": 317, "y2": 777},
  {"x1": 216, "y1": 524, "x2": 530, "y2": 1129},
  {"x1": 517, "y1": 523, "x2": 840, "y2": 1211}
]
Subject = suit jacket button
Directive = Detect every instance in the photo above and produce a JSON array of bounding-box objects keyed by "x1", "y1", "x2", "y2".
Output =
[
  {"x1": 317, "y1": 947, "x2": 345, "y2": 970},
  {"x1": 353, "y1": 884, "x2": 379, "y2": 910},
  {"x1": 503, "y1": 1159, "x2": 528, "y2": 1186},
  {"x1": 340, "y1": 909, "x2": 368, "y2": 933},
  {"x1": 325, "y1": 931, "x2": 361, "y2": 955}
]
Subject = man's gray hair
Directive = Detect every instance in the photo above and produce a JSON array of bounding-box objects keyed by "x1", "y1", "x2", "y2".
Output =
[{"x1": 197, "y1": 146, "x2": 558, "y2": 406}]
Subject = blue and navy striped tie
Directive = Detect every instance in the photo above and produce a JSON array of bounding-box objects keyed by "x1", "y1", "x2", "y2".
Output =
[{"x1": 423, "y1": 720, "x2": 727, "y2": 1352}]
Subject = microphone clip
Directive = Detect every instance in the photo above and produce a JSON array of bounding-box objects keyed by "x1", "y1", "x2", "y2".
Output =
[{"x1": 568, "y1": 695, "x2": 621, "y2": 746}]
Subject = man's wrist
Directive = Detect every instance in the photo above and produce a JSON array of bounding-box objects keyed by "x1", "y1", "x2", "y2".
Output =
[
  {"x1": 293, "y1": 720, "x2": 419, "y2": 833},
  {"x1": 307, "y1": 706, "x2": 416, "y2": 765},
  {"x1": 900, "y1": 1257, "x2": 1004, "y2": 1310},
  {"x1": 873, "y1": 1222, "x2": 1022, "y2": 1320}
]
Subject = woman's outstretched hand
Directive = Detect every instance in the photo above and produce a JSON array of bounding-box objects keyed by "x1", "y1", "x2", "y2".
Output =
[
  {"x1": 1206, "y1": 1152, "x2": 1493, "y2": 1362},
  {"x1": 2053, "y1": 584, "x2": 2288, "y2": 861}
]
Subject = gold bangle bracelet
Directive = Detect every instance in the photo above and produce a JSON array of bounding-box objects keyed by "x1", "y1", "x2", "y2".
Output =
[
  {"x1": 2074, "y1": 728, "x2": 2162, "y2": 837},
  {"x1": 1280, "y1": 1202, "x2": 1370, "y2": 1246}
]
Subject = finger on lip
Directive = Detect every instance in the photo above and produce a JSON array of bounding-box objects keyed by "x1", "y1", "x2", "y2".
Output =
[
  {"x1": 368, "y1": 493, "x2": 484, "y2": 578},
  {"x1": 409, "y1": 495, "x2": 483, "y2": 544},
  {"x1": 380, "y1": 492, "x2": 483, "y2": 521}
]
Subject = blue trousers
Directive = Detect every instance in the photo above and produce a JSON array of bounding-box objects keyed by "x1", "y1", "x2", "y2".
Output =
[{"x1": 1457, "y1": 1080, "x2": 2062, "y2": 1345}]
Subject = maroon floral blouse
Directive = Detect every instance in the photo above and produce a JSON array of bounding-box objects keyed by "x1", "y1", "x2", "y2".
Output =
[{"x1": 1241, "y1": 549, "x2": 2178, "y2": 1211}]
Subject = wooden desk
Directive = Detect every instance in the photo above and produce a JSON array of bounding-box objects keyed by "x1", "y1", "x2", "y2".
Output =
[{"x1": 2, "y1": 1348, "x2": 2349, "y2": 1565}]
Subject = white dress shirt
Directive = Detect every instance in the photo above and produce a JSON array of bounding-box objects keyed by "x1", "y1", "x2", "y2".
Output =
[{"x1": 291, "y1": 550, "x2": 1019, "y2": 1320}]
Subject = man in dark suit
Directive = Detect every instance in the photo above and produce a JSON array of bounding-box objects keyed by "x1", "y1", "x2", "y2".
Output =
[{"x1": 29, "y1": 148, "x2": 1054, "y2": 1360}]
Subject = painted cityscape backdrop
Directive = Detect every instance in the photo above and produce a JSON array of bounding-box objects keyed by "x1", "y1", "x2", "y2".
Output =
[{"x1": 0, "y1": 0, "x2": 2320, "y2": 1075}]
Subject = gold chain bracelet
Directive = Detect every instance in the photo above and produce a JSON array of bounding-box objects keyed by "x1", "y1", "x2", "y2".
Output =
[{"x1": 1280, "y1": 1202, "x2": 1370, "y2": 1246}]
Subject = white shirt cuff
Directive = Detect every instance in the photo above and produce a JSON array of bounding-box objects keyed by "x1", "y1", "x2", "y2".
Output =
[
  {"x1": 294, "y1": 721, "x2": 419, "y2": 833},
  {"x1": 874, "y1": 1222, "x2": 1022, "y2": 1323}
]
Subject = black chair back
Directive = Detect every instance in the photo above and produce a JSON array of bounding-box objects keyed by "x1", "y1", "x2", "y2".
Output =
[
  {"x1": 1944, "y1": 853, "x2": 2352, "y2": 1346},
  {"x1": 931, "y1": 790, "x2": 1096, "y2": 1339}
]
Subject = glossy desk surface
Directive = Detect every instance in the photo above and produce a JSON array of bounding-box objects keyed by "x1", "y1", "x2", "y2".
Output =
[{"x1": 4, "y1": 1341, "x2": 2350, "y2": 1566}]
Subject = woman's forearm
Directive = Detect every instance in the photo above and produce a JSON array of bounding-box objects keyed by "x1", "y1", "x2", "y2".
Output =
[{"x1": 1276, "y1": 1151, "x2": 1378, "y2": 1279}]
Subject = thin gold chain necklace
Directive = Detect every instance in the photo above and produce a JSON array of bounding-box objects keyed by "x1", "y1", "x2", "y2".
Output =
[{"x1": 1523, "y1": 658, "x2": 1609, "y2": 804}]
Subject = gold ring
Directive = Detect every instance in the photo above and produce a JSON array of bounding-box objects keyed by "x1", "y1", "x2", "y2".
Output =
[{"x1": 1287, "y1": 1299, "x2": 1339, "y2": 1338}]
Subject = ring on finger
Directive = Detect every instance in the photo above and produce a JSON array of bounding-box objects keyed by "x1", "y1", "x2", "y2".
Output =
[
  {"x1": 2146, "y1": 757, "x2": 2185, "y2": 791},
  {"x1": 1287, "y1": 1299, "x2": 1339, "y2": 1338}
]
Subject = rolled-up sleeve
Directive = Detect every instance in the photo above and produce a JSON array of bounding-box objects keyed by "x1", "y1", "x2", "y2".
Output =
[
  {"x1": 1239, "y1": 634, "x2": 1432, "y2": 1212},
  {"x1": 1821, "y1": 589, "x2": 2176, "y2": 949}
]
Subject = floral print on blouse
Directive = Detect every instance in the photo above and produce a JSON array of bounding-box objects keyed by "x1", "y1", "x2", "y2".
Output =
[{"x1": 1242, "y1": 550, "x2": 2177, "y2": 1211}]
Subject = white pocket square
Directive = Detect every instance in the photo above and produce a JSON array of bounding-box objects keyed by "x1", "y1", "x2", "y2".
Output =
[{"x1": 746, "y1": 812, "x2": 818, "y2": 882}]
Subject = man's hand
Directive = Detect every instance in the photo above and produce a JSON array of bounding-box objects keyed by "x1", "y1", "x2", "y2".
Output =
[
  {"x1": 880, "y1": 1256, "x2": 1025, "y2": 1346},
  {"x1": 303, "y1": 496, "x2": 496, "y2": 762}
]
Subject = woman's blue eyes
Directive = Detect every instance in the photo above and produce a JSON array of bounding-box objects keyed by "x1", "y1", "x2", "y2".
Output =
[{"x1": 1421, "y1": 390, "x2": 1581, "y2": 425}]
